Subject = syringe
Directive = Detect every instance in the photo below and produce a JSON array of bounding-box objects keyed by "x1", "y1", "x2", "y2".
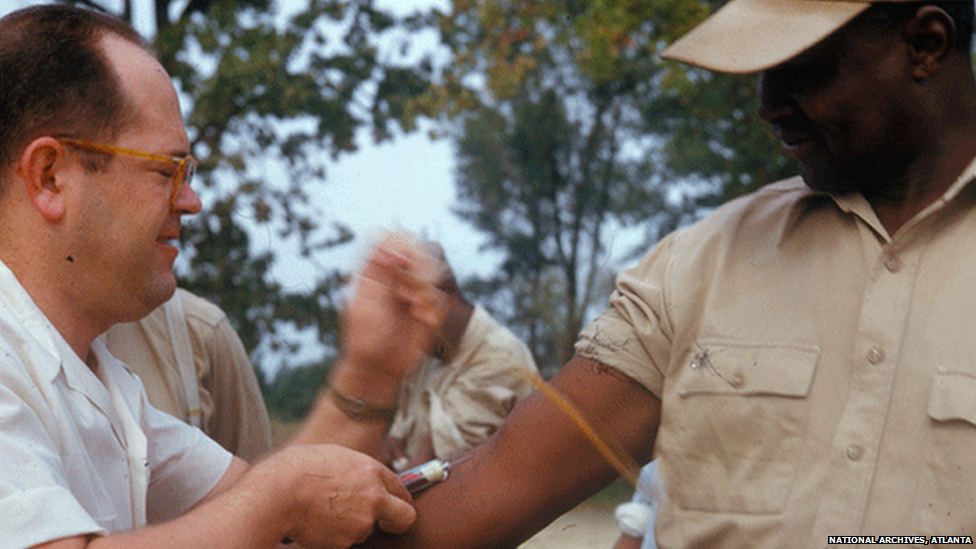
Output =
[{"x1": 398, "y1": 454, "x2": 471, "y2": 494}]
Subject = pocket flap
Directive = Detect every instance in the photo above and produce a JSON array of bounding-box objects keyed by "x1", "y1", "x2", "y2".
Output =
[
  {"x1": 927, "y1": 371, "x2": 976, "y2": 425},
  {"x1": 677, "y1": 340, "x2": 820, "y2": 397}
]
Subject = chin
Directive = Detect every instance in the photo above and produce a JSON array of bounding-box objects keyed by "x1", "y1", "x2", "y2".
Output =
[
  {"x1": 799, "y1": 164, "x2": 860, "y2": 195},
  {"x1": 144, "y1": 274, "x2": 178, "y2": 310}
]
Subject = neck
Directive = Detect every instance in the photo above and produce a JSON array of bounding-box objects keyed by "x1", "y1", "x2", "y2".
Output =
[
  {"x1": 869, "y1": 78, "x2": 976, "y2": 235},
  {"x1": 864, "y1": 128, "x2": 976, "y2": 235},
  {"x1": 1, "y1": 240, "x2": 105, "y2": 367}
]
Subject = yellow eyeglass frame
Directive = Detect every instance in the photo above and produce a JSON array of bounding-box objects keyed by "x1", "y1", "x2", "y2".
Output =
[{"x1": 58, "y1": 137, "x2": 197, "y2": 203}]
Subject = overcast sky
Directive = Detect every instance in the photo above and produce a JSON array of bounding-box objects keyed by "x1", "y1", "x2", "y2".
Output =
[
  {"x1": 2, "y1": 0, "x2": 654, "y2": 374},
  {"x1": 0, "y1": 0, "x2": 499, "y2": 282}
]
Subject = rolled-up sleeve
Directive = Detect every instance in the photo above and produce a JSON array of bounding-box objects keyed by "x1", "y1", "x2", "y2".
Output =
[{"x1": 576, "y1": 232, "x2": 680, "y2": 399}]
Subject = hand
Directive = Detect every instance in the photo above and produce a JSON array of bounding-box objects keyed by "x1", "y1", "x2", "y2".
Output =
[
  {"x1": 253, "y1": 445, "x2": 416, "y2": 549},
  {"x1": 340, "y1": 232, "x2": 446, "y2": 384}
]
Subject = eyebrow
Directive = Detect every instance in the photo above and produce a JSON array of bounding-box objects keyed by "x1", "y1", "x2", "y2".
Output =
[{"x1": 163, "y1": 148, "x2": 192, "y2": 158}]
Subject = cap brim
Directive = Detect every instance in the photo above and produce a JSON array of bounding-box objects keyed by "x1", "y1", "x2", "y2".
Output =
[{"x1": 660, "y1": 0, "x2": 871, "y2": 74}]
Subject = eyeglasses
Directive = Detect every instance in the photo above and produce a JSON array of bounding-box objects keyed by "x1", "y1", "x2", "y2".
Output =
[{"x1": 58, "y1": 138, "x2": 197, "y2": 203}]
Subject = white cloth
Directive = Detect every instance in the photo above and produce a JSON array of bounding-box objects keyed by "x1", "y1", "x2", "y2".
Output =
[
  {"x1": 0, "y1": 259, "x2": 233, "y2": 549},
  {"x1": 619, "y1": 462, "x2": 660, "y2": 549}
]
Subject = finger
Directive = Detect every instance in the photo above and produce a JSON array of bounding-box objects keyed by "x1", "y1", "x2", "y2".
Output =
[
  {"x1": 375, "y1": 493, "x2": 417, "y2": 535},
  {"x1": 380, "y1": 463, "x2": 413, "y2": 503},
  {"x1": 352, "y1": 521, "x2": 377, "y2": 546},
  {"x1": 359, "y1": 249, "x2": 409, "y2": 289},
  {"x1": 375, "y1": 464, "x2": 416, "y2": 534}
]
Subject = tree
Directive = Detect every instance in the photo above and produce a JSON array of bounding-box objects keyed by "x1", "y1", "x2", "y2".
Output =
[
  {"x1": 428, "y1": 0, "x2": 691, "y2": 370},
  {"x1": 46, "y1": 0, "x2": 436, "y2": 379},
  {"x1": 642, "y1": 59, "x2": 798, "y2": 209},
  {"x1": 415, "y1": 0, "x2": 800, "y2": 370}
]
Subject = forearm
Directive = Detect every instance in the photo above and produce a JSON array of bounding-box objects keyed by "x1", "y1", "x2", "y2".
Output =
[
  {"x1": 294, "y1": 235, "x2": 445, "y2": 457},
  {"x1": 364, "y1": 356, "x2": 661, "y2": 549},
  {"x1": 288, "y1": 358, "x2": 400, "y2": 459},
  {"x1": 74, "y1": 460, "x2": 292, "y2": 549}
]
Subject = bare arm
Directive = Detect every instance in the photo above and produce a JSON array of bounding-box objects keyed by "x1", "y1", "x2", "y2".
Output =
[
  {"x1": 289, "y1": 235, "x2": 445, "y2": 460},
  {"x1": 363, "y1": 355, "x2": 661, "y2": 549}
]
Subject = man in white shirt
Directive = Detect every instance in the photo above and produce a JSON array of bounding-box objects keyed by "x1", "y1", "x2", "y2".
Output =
[{"x1": 0, "y1": 5, "x2": 441, "y2": 548}]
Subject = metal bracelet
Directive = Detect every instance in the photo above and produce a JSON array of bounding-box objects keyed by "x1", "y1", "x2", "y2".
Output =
[{"x1": 325, "y1": 386, "x2": 397, "y2": 422}]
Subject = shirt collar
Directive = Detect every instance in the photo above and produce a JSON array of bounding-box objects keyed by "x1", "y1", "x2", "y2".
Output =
[
  {"x1": 810, "y1": 153, "x2": 976, "y2": 242},
  {"x1": 0, "y1": 258, "x2": 65, "y2": 382}
]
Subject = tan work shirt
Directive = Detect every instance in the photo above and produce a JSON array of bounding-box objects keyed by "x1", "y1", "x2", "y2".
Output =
[
  {"x1": 103, "y1": 289, "x2": 272, "y2": 462},
  {"x1": 577, "y1": 157, "x2": 976, "y2": 547},
  {"x1": 388, "y1": 305, "x2": 538, "y2": 463}
]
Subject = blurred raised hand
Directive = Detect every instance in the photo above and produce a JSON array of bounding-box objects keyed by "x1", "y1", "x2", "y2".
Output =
[
  {"x1": 289, "y1": 232, "x2": 446, "y2": 454},
  {"x1": 340, "y1": 232, "x2": 446, "y2": 384}
]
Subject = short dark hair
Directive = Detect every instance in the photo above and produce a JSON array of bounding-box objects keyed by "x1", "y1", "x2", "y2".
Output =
[
  {"x1": 861, "y1": 1, "x2": 974, "y2": 53},
  {"x1": 0, "y1": 5, "x2": 151, "y2": 179}
]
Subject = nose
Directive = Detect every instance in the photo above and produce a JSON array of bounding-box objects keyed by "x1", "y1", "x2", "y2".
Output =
[
  {"x1": 756, "y1": 70, "x2": 794, "y2": 124},
  {"x1": 171, "y1": 182, "x2": 202, "y2": 215}
]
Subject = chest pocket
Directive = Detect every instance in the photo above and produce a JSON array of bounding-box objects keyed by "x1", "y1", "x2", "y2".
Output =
[
  {"x1": 927, "y1": 371, "x2": 976, "y2": 426},
  {"x1": 664, "y1": 340, "x2": 819, "y2": 514}
]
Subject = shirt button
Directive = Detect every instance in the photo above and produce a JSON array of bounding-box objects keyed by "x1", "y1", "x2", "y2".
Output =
[
  {"x1": 847, "y1": 444, "x2": 864, "y2": 461},
  {"x1": 867, "y1": 347, "x2": 885, "y2": 364},
  {"x1": 883, "y1": 254, "x2": 901, "y2": 273}
]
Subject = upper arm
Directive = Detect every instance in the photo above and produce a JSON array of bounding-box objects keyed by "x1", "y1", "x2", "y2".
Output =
[
  {"x1": 194, "y1": 456, "x2": 248, "y2": 509},
  {"x1": 367, "y1": 354, "x2": 661, "y2": 549},
  {"x1": 30, "y1": 536, "x2": 89, "y2": 549}
]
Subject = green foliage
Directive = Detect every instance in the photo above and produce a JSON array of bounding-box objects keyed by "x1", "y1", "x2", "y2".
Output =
[
  {"x1": 431, "y1": 0, "x2": 800, "y2": 369},
  {"x1": 63, "y1": 0, "x2": 438, "y2": 377},
  {"x1": 261, "y1": 359, "x2": 333, "y2": 421},
  {"x1": 443, "y1": 1, "x2": 670, "y2": 369},
  {"x1": 646, "y1": 69, "x2": 797, "y2": 211}
]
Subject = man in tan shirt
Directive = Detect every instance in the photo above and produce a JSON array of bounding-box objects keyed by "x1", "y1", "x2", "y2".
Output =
[
  {"x1": 359, "y1": 1, "x2": 976, "y2": 547},
  {"x1": 385, "y1": 246, "x2": 538, "y2": 470},
  {"x1": 102, "y1": 288, "x2": 273, "y2": 462}
]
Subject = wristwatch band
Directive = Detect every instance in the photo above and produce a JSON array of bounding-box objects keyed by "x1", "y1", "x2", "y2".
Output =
[{"x1": 325, "y1": 386, "x2": 397, "y2": 422}]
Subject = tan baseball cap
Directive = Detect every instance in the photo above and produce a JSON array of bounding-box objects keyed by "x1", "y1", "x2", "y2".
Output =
[{"x1": 660, "y1": 0, "x2": 936, "y2": 74}]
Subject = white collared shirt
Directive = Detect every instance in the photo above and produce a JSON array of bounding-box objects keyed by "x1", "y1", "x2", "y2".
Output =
[{"x1": 0, "y1": 260, "x2": 233, "y2": 549}]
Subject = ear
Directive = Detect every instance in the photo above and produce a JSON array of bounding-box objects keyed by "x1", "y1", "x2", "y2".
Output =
[
  {"x1": 904, "y1": 6, "x2": 956, "y2": 82},
  {"x1": 16, "y1": 137, "x2": 69, "y2": 222}
]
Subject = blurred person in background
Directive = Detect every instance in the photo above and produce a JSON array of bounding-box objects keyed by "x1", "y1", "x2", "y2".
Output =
[
  {"x1": 102, "y1": 288, "x2": 273, "y2": 462},
  {"x1": 383, "y1": 242, "x2": 538, "y2": 471},
  {"x1": 292, "y1": 240, "x2": 538, "y2": 472}
]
